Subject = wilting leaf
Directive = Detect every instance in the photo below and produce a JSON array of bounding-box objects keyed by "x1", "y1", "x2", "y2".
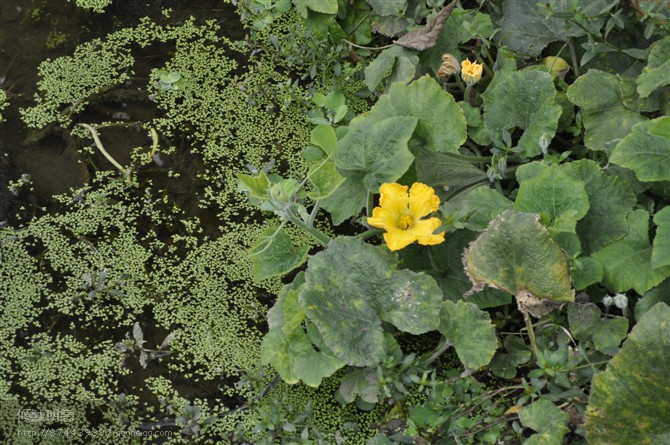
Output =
[
  {"x1": 394, "y1": 0, "x2": 458, "y2": 51},
  {"x1": 464, "y1": 209, "x2": 574, "y2": 303}
]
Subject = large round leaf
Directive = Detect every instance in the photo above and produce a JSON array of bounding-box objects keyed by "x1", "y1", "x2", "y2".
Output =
[
  {"x1": 438, "y1": 300, "x2": 498, "y2": 369},
  {"x1": 514, "y1": 164, "x2": 590, "y2": 234},
  {"x1": 592, "y1": 209, "x2": 670, "y2": 294},
  {"x1": 262, "y1": 278, "x2": 346, "y2": 387},
  {"x1": 366, "y1": 75, "x2": 467, "y2": 153},
  {"x1": 464, "y1": 209, "x2": 574, "y2": 303},
  {"x1": 585, "y1": 302, "x2": 670, "y2": 444},
  {"x1": 565, "y1": 160, "x2": 636, "y2": 255},
  {"x1": 609, "y1": 116, "x2": 670, "y2": 182},
  {"x1": 334, "y1": 115, "x2": 417, "y2": 193},
  {"x1": 566, "y1": 69, "x2": 646, "y2": 153},
  {"x1": 299, "y1": 237, "x2": 443, "y2": 367},
  {"x1": 482, "y1": 70, "x2": 562, "y2": 158}
]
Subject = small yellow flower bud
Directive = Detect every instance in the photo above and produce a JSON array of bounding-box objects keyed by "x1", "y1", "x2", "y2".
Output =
[
  {"x1": 461, "y1": 59, "x2": 483, "y2": 85},
  {"x1": 436, "y1": 53, "x2": 460, "y2": 78}
]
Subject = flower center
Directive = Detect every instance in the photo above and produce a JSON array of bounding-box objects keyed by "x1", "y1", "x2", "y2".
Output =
[{"x1": 398, "y1": 214, "x2": 413, "y2": 230}]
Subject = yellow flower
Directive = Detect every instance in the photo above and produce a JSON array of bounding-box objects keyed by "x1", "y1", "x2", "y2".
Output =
[
  {"x1": 367, "y1": 182, "x2": 445, "y2": 251},
  {"x1": 461, "y1": 59, "x2": 483, "y2": 85}
]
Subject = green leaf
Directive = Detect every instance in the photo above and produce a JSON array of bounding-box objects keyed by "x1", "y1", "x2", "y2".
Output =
[
  {"x1": 310, "y1": 124, "x2": 337, "y2": 155},
  {"x1": 593, "y1": 317, "x2": 629, "y2": 355},
  {"x1": 366, "y1": 75, "x2": 467, "y2": 153},
  {"x1": 609, "y1": 117, "x2": 670, "y2": 182},
  {"x1": 592, "y1": 209, "x2": 670, "y2": 294},
  {"x1": 262, "y1": 281, "x2": 345, "y2": 386},
  {"x1": 568, "y1": 299, "x2": 628, "y2": 356},
  {"x1": 341, "y1": 0, "x2": 372, "y2": 45},
  {"x1": 249, "y1": 226, "x2": 310, "y2": 282},
  {"x1": 338, "y1": 368, "x2": 379, "y2": 404},
  {"x1": 564, "y1": 160, "x2": 636, "y2": 254},
  {"x1": 635, "y1": 278, "x2": 670, "y2": 320},
  {"x1": 520, "y1": 398, "x2": 569, "y2": 445},
  {"x1": 483, "y1": 70, "x2": 562, "y2": 157},
  {"x1": 490, "y1": 335, "x2": 532, "y2": 379},
  {"x1": 571, "y1": 256, "x2": 603, "y2": 290},
  {"x1": 438, "y1": 300, "x2": 498, "y2": 369},
  {"x1": 366, "y1": 0, "x2": 405, "y2": 16},
  {"x1": 652, "y1": 206, "x2": 670, "y2": 269},
  {"x1": 498, "y1": 1, "x2": 568, "y2": 57},
  {"x1": 415, "y1": 148, "x2": 485, "y2": 193},
  {"x1": 566, "y1": 69, "x2": 646, "y2": 153},
  {"x1": 307, "y1": 160, "x2": 345, "y2": 200},
  {"x1": 620, "y1": 76, "x2": 668, "y2": 114},
  {"x1": 514, "y1": 164, "x2": 590, "y2": 234},
  {"x1": 585, "y1": 303, "x2": 670, "y2": 445},
  {"x1": 319, "y1": 176, "x2": 367, "y2": 225},
  {"x1": 637, "y1": 36, "x2": 670, "y2": 98},
  {"x1": 334, "y1": 115, "x2": 417, "y2": 193},
  {"x1": 237, "y1": 172, "x2": 271, "y2": 199},
  {"x1": 364, "y1": 46, "x2": 418, "y2": 91},
  {"x1": 567, "y1": 303, "x2": 601, "y2": 343},
  {"x1": 364, "y1": 48, "x2": 398, "y2": 91},
  {"x1": 299, "y1": 238, "x2": 442, "y2": 367},
  {"x1": 464, "y1": 209, "x2": 574, "y2": 303},
  {"x1": 460, "y1": 186, "x2": 514, "y2": 232},
  {"x1": 294, "y1": 0, "x2": 338, "y2": 15}
]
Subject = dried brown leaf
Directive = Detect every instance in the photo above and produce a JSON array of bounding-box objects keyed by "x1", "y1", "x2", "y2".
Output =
[{"x1": 394, "y1": 0, "x2": 457, "y2": 51}]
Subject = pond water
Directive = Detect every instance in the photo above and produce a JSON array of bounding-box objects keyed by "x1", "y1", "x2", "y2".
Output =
[{"x1": 0, "y1": 0, "x2": 244, "y2": 224}]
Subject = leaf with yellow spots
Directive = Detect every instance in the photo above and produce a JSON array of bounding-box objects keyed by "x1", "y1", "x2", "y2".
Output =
[
  {"x1": 298, "y1": 237, "x2": 443, "y2": 367},
  {"x1": 463, "y1": 210, "x2": 574, "y2": 305},
  {"x1": 585, "y1": 302, "x2": 670, "y2": 445}
]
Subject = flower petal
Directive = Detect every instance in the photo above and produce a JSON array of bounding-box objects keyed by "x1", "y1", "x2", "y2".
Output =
[
  {"x1": 379, "y1": 183, "x2": 409, "y2": 216},
  {"x1": 408, "y1": 182, "x2": 440, "y2": 218},
  {"x1": 384, "y1": 228, "x2": 418, "y2": 251},
  {"x1": 367, "y1": 207, "x2": 395, "y2": 230},
  {"x1": 412, "y1": 217, "x2": 445, "y2": 246}
]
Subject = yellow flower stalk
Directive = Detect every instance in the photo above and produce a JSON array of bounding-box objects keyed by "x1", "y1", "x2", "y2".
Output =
[
  {"x1": 367, "y1": 183, "x2": 445, "y2": 251},
  {"x1": 461, "y1": 59, "x2": 483, "y2": 85}
]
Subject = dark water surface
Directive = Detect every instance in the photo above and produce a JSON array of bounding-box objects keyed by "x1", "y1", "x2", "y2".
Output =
[{"x1": 0, "y1": 0, "x2": 243, "y2": 223}]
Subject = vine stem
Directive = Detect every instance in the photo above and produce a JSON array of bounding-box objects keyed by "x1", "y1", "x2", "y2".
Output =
[
  {"x1": 522, "y1": 310, "x2": 539, "y2": 360},
  {"x1": 568, "y1": 39, "x2": 580, "y2": 77},
  {"x1": 423, "y1": 336, "x2": 453, "y2": 366},
  {"x1": 77, "y1": 123, "x2": 128, "y2": 177},
  {"x1": 285, "y1": 211, "x2": 332, "y2": 246}
]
